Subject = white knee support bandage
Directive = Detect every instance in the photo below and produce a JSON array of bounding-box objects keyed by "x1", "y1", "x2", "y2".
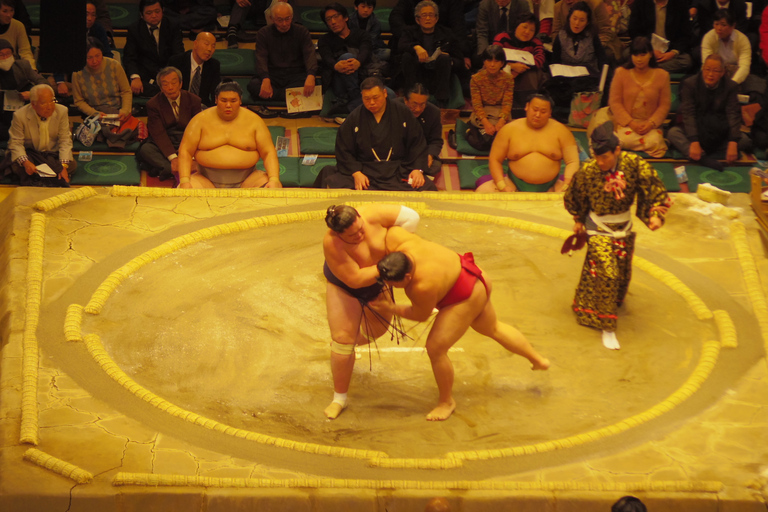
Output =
[{"x1": 331, "y1": 340, "x2": 356, "y2": 355}]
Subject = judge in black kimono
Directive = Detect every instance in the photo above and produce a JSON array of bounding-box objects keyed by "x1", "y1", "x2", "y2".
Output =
[{"x1": 315, "y1": 77, "x2": 438, "y2": 191}]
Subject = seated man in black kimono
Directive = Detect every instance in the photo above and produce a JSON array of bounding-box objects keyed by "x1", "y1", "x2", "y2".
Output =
[{"x1": 314, "y1": 77, "x2": 438, "y2": 191}]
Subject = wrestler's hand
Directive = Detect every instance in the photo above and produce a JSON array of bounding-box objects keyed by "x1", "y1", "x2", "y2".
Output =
[
  {"x1": 179, "y1": 181, "x2": 193, "y2": 189},
  {"x1": 259, "y1": 79, "x2": 273, "y2": 99},
  {"x1": 352, "y1": 171, "x2": 369, "y2": 190},
  {"x1": 409, "y1": 169, "x2": 425, "y2": 188},
  {"x1": 265, "y1": 177, "x2": 283, "y2": 188},
  {"x1": 688, "y1": 141, "x2": 702, "y2": 161},
  {"x1": 303, "y1": 75, "x2": 316, "y2": 97},
  {"x1": 726, "y1": 140, "x2": 738, "y2": 163},
  {"x1": 131, "y1": 77, "x2": 144, "y2": 94},
  {"x1": 23, "y1": 159, "x2": 36, "y2": 175},
  {"x1": 414, "y1": 45, "x2": 429, "y2": 63},
  {"x1": 648, "y1": 216, "x2": 663, "y2": 231},
  {"x1": 57, "y1": 82, "x2": 70, "y2": 97}
]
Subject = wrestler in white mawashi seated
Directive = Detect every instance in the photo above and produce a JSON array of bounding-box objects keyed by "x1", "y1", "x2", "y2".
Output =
[{"x1": 176, "y1": 80, "x2": 282, "y2": 189}]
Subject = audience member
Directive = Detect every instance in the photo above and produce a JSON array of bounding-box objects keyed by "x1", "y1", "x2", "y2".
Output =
[
  {"x1": 248, "y1": 2, "x2": 317, "y2": 114},
  {"x1": 612, "y1": 495, "x2": 648, "y2": 512},
  {"x1": 72, "y1": 38, "x2": 132, "y2": 122},
  {"x1": 225, "y1": 0, "x2": 270, "y2": 49},
  {"x1": 54, "y1": 1, "x2": 114, "y2": 100},
  {"x1": 318, "y1": 3, "x2": 372, "y2": 116},
  {"x1": 552, "y1": 0, "x2": 622, "y2": 62},
  {"x1": 464, "y1": 45, "x2": 514, "y2": 151},
  {"x1": 692, "y1": 0, "x2": 747, "y2": 42},
  {"x1": 628, "y1": 0, "x2": 693, "y2": 74},
  {"x1": 389, "y1": 0, "x2": 470, "y2": 66},
  {"x1": 348, "y1": 0, "x2": 390, "y2": 61},
  {"x1": 601, "y1": 36, "x2": 670, "y2": 157},
  {"x1": 701, "y1": 9, "x2": 751, "y2": 85},
  {"x1": 123, "y1": 0, "x2": 185, "y2": 98},
  {"x1": 6, "y1": 84, "x2": 74, "y2": 186},
  {"x1": 138, "y1": 67, "x2": 203, "y2": 181},
  {"x1": 168, "y1": 31, "x2": 220, "y2": 107},
  {"x1": 477, "y1": 93, "x2": 579, "y2": 192},
  {"x1": 398, "y1": 0, "x2": 464, "y2": 108},
  {"x1": 493, "y1": 12, "x2": 546, "y2": 108},
  {"x1": 0, "y1": 0, "x2": 35, "y2": 70},
  {"x1": 547, "y1": 1, "x2": 609, "y2": 112},
  {"x1": 162, "y1": 0, "x2": 218, "y2": 33},
  {"x1": 403, "y1": 83, "x2": 443, "y2": 176},
  {"x1": 177, "y1": 81, "x2": 282, "y2": 188},
  {"x1": 0, "y1": 39, "x2": 46, "y2": 140},
  {"x1": 314, "y1": 77, "x2": 437, "y2": 191},
  {"x1": 668, "y1": 54, "x2": 750, "y2": 170},
  {"x1": 476, "y1": 0, "x2": 532, "y2": 61},
  {"x1": 91, "y1": 0, "x2": 113, "y2": 37}
]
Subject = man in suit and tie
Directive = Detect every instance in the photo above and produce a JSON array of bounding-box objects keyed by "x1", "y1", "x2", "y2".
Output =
[
  {"x1": 137, "y1": 67, "x2": 203, "y2": 181},
  {"x1": 7, "y1": 84, "x2": 75, "y2": 186},
  {"x1": 475, "y1": 0, "x2": 531, "y2": 63},
  {"x1": 168, "y1": 31, "x2": 221, "y2": 107},
  {"x1": 123, "y1": 0, "x2": 185, "y2": 98}
]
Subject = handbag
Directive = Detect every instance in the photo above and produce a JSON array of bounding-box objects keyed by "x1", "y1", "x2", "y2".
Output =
[{"x1": 74, "y1": 113, "x2": 101, "y2": 147}]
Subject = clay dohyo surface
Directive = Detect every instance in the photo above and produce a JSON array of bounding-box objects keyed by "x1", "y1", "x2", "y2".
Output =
[{"x1": 2, "y1": 188, "x2": 767, "y2": 510}]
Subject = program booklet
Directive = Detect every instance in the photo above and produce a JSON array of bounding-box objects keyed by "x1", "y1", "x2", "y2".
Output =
[{"x1": 285, "y1": 86, "x2": 323, "y2": 113}]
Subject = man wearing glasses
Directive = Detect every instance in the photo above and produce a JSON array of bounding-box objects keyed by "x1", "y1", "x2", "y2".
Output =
[
  {"x1": 398, "y1": 0, "x2": 464, "y2": 108},
  {"x1": 247, "y1": 2, "x2": 317, "y2": 116},
  {"x1": 318, "y1": 3, "x2": 373, "y2": 116}
]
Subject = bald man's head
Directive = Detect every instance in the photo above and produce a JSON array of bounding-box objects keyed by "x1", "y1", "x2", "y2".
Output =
[{"x1": 192, "y1": 32, "x2": 216, "y2": 63}]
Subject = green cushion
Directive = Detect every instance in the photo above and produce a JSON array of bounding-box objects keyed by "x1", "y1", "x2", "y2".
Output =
[
  {"x1": 670, "y1": 82, "x2": 680, "y2": 114},
  {"x1": 645, "y1": 162, "x2": 682, "y2": 192},
  {"x1": 70, "y1": 155, "x2": 140, "y2": 185},
  {"x1": 301, "y1": 157, "x2": 337, "y2": 187},
  {"x1": 298, "y1": 127, "x2": 338, "y2": 154},
  {"x1": 268, "y1": 125, "x2": 286, "y2": 138},
  {"x1": 255, "y1": 157, "x2": 300, "y2": 187},
  {"x1": 685, "y1": 165, "x2": 753, "y2": 193},
  {"x1": 455, "y1": 119, "x2": 490, "y2": 156},
  {"x1": 216, "y1": 49, "x2": 257, "y2": 76},
  {"x1": 296, "y1": 7, "x2": 329, "y2": 32},
  {"x1": 375, "y1": 8, "x2": 392, "y2": 32},
  {"x1": 430, "y1": 75, "x2": 466, "y2": 110},
  {"x1": 456, "y1": 159, "x2": 495, "y2": 189}
]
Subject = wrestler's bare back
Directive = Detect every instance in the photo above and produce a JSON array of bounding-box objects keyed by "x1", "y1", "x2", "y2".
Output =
[
  {"x1": 190, "y1": 107, "x2": 263, "y2": 169},
  {"x1": 501, "y1": 118, "x2": 571, "y2": 184},
  {"x1": 385, "y1": 228, "x2": 462, "y2": 311}
]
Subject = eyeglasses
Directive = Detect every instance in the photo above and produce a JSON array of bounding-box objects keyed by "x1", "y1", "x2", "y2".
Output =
[
  {"x1": 325, "y1": 13, "x2": 343, "y2": 22},
  {"x1": 418, "y1": 12, "x2": 437, "y2": 18}
]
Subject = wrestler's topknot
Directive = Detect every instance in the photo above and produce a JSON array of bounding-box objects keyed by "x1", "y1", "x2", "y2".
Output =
[{"x1": 326, "y1": 205, "x2": 359, "y2": 233}]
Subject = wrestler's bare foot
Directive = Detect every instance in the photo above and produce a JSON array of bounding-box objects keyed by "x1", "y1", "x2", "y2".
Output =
[
  {"x1": 531, "y1": 357, "x2": 550, "y2": 370},
  {"x1": 324, "y1": 401, "x2": 347, "y2": 419},
  {"x1": 426, "y1": 399, "x2": 456, "y2": 421},
  {"x1": 602, "y1": 330, "x2": 620, "y2": 350}
]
